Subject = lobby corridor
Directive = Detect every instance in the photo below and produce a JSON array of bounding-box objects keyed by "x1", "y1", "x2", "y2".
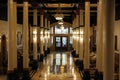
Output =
[{"x1": 32, "y1": 51, "x2": 82, "y2": 80}]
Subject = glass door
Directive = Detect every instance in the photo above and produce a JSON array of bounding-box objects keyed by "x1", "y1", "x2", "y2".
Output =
[{"x1": 55, "y1": 36, "x2": 68, "y2": 51}]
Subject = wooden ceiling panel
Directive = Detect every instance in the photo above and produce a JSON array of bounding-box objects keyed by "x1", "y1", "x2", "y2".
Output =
[{"x1": 44, "y1": 3, "x2": 74, "y2": 8}]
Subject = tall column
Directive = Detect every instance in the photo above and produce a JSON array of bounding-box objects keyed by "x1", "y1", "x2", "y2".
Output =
[
  {"x1": 84, "y1": 0, "x2": 90, "y2": 69},
  {"x1": 8, "y1": 0, "x2": 17, "y2": 72},
  {"x1": 96, "y1": 0, "x2": 103, "y2": 78},
  {"x1": 72, "y1": 18, "x2": 75, "y2": 50},
  {"x1": 13, "y1": 0, "x2": 17, "y2": 69},
  {"x1": 74, "y1": 16, "x2": 77, "y2": 52},
  {"x1": 75, "y1": 14, "x2": 79, "y2": 55},
  {"x1": 45, "y1": 17, "x2": 48, "y2": 51},
  {"x1": 40, "y1": 12, "x2": 44, "y2": 60},
  {"x1": 33, "y1": 8, "x2": 38, "y2": 60},
  {"x1": 48, "y1": 20, "x2": 50, "y2": 48},
  {"x1": 79, "y1": 6, "x2": 84, "y2": 61},
  {"x1": 103, "y1": 0, "x2": 115, "y2": 80},
  {"x1": 23, "y1": 0, "x2": 29, "y2": 69}
]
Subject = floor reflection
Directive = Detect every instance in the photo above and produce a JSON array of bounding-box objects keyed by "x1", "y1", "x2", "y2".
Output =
[
  {"x1": 32, "y1": 51, "x2": 82, "y2": 80},
  {"x1": 50, "y1": 53, "x2": 68, "y2": 74}
]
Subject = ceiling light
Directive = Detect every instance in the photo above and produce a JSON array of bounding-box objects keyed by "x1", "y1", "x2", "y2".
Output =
[
  {"x1": 54, "y1": 3, "x2": 64, "y2": 20},
  {"x1": 55, "y1": 14, "x2": 64, "y2": 20}
]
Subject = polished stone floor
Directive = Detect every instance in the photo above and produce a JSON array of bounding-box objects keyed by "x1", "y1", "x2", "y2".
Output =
[{"x1": 32, "y1": 51, "x2": 82, "y2": 80}]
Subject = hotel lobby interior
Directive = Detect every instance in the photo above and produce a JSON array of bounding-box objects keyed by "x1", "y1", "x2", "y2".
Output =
[{"x1": 0, "y1": 0, "x2": 120, "y2": 80}]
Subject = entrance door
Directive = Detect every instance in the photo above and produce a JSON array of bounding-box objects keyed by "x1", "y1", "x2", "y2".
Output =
[{"x1": 55, "y1": 36, "x2": 68, "y2": 51}]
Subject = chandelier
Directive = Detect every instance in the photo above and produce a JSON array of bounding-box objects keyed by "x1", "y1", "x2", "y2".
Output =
[{"x1": 54, "y1": 3, "x2": 64, "y2": 20}]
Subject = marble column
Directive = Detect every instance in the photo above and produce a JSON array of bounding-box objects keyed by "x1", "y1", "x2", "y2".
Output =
[
  {"x1": 13, "y1": 0, "x2": 17, "y2": 69},
  {"x1": 23, "y1": 0, "x2": 29, "y2": 69},
  {"x1": 75, "y1": 14, "x2": 79, "y2": 55},
  {"x1": 103, "y1": 0, "x2": 115, "y2": 80},
  {"x1": 79, "y1": 7, "x2": 84, "y2": 61},
  {"x1": 84, "y1": 0, "x2": 90, "y2": 69},
  {"x1": 8, "y1": 0, "x2": 17, "y2": 71},
  {"x1": 96, "y1": 0, "x2": 103, "y2": 78},
  {"x1": 40, "y1": 13, "x2": 44, "y2": 56},
  {"x1": 33, "y1": 8, "x2": 38, "y2": 60},
  {"x1": 45, "y1": 17, "x2": 48, "y2": 51},
  {"x1": 74, "y1": 16, "x2": 77, "y2": 52},
  {"x1": 72, "y1": 18, "x2": 75, "y2": 50},
  {"x1": 48, "y1": 20, "x2": 50, "y2": 48}
]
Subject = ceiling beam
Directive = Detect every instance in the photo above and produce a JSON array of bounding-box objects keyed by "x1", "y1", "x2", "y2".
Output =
[
  {"x1": 16, "y1": 3, "x2": 97, "y2": 8},
  {"x1": 18, "y1": 10, "x2": 97, "y2": 13}
]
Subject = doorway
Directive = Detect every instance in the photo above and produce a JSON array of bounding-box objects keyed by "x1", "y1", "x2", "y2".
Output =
[{"x1": 55, "y1": 36, "x2": 68, "y2": 51}]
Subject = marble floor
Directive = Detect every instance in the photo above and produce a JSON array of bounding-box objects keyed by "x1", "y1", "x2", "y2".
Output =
[{"x1": 32, "y1": 51, "x2": 82, "y2": 80}]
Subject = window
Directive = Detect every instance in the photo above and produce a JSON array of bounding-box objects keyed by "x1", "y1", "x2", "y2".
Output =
[{"x1": 55, "y1": 25, "x2": 68, "y2": 34}]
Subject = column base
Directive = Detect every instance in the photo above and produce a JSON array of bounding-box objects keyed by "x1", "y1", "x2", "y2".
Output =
[{"x1": 83, "y1": 69, "x2": 90, "y2": 80}]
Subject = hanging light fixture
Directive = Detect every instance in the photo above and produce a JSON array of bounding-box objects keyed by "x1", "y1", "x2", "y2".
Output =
[{"x1": 54, "y1": 3, "x2": 64, "y2": 20}]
